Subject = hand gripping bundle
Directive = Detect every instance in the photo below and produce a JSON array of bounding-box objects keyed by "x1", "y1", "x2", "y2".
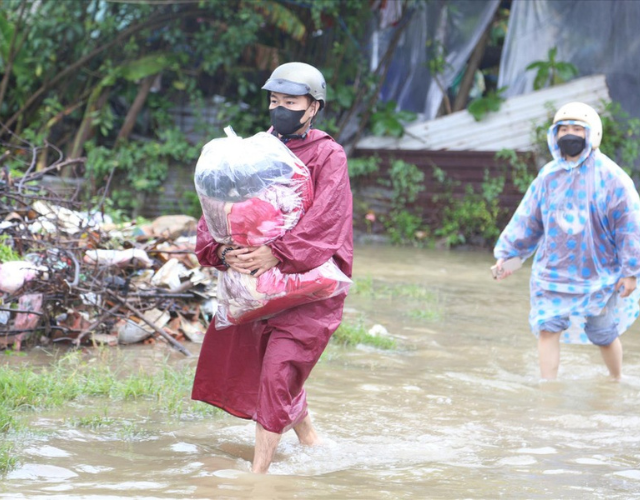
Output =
[{"x1": 194, "y1": 130, "x2": 351, "y2": 328}]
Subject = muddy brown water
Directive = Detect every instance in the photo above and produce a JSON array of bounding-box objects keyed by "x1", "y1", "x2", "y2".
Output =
[{"x1": 3, "y1": 245, "x2": 640, "y2": 499}]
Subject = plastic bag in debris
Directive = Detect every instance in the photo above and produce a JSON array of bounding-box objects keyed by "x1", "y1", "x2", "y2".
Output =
[
  {"x1": 215, "y1": 259, "x2": 352, "y2": 329},
  {"x1": 115, "y1": 308, "x2": 170, "y2": 344},
  {"x1": 0, "y1": 261, "x2": 48, "y2": 294},
  {"x1": 194, "y1": 131, "x2": 313, "y2": 246},
  {"x1": 29, "y1": 201, "x2": 109, "y2": 235},
  {"x1": 84, "y1": 248, "x2": 153, "y2": 268}
]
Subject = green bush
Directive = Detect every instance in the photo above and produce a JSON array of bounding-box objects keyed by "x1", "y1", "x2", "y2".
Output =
[
  {"x1": 0, "y1": 236, "x2": 20, "y2": 262},
  {"x1": 379, "y1": 159, "x2": 426, "y2": 244},
  {"x1": 85, "y1": 127, "x2": 201, "y2": 215},
  {"x1": 433, "y1": 169, "x2": 505, "y2": 247},
  {"x1": 495, "y1": 148, "x2": 537, "y2": 194},
  {"x1": 526, "y1": 47, "x2": 578, "y2": 91},
  {"x1": 468, "y1": 87, "x2": 507, "y2": 121}
]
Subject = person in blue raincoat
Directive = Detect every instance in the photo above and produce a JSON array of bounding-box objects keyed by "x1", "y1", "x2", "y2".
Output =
[{"x1": 493, "y1": 102, "x2": 640, "y2": 381}]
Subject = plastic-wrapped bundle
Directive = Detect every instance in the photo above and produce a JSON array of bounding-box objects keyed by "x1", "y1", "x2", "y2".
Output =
[
  {"x1": 194, "y1": 129, "x2": 351, "y2": 328},
  {"x1": 194, "y1": 132, "x2": 313, "y2": 246},
  {"x1": 216, "y1": 260, "x2": 352, "y2": 329}
]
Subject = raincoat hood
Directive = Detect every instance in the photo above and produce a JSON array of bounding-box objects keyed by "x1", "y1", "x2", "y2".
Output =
[{"x1": 547, "y1": 119, "x2": 594, "y2": 170}]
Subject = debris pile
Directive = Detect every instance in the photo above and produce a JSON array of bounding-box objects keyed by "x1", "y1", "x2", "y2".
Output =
[{"x1": 0, "y1": 158, "x2": 214, "y2": 356}]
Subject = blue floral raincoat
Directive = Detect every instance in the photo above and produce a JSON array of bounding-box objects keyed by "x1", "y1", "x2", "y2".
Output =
[{"x1": 494, "y1": 119, "x2": 640, "y2": 344}]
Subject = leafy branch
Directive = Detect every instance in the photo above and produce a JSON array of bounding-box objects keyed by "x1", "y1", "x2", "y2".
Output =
[{"x1": 526, "y1": 47, "x2": 578, "y2": 90}]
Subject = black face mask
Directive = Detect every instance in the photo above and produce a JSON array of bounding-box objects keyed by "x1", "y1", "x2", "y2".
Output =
[
  {"x1": 557, "y1": 134, "x2": 586, "y2": 157},
  {"x1": 269, "y1": 106, "x2": 309, "y2": 136}
]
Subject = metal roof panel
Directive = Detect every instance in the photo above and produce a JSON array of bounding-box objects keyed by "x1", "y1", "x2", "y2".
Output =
[{"x1": 357, "y1": 75, "x2": 610, "y2": 151}]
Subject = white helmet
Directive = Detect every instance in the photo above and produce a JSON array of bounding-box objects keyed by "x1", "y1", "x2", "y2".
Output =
[
  {"x1": 262, "y1": 62, "x2": 326, "y2": 110},
  {"x1": 553, "y1": 102, "x2": 603, "y2": 149}
]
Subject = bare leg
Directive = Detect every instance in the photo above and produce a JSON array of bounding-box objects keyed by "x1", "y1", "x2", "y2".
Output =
[
  {"x1": 598, "y1": 337, "x2": 622, "y2": 381},
  {"x1": 538, "y1": 330, "x2": 561, "y2": 380},
  {"x1": 251, "y1": 423, "x2": 281, "y2": 474},
  {"x1": 293, "y1": 414, "x2": 320, "y2": 446}
]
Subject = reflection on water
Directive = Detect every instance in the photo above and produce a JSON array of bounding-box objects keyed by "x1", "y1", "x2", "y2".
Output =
[{"x1": 3, "y1": 245, "x2": 640, "y2": 499}]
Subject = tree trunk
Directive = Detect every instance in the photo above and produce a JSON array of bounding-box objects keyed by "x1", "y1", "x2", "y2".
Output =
[
  {"x1": 0, "y1": 0, "x2": 29, "y2": 113},
  {"x1": 338, "y1": 5, "x2": 413, "y2": 149},
  {"x1": 116, "y1": 74, "x2": 156, "y2": 143},
  {"x1": 68, "y1": 90, "x2": 110, "y2": 162},
  {"x1": 452, "y1": 16, "x2": 494, "y2": 112}
]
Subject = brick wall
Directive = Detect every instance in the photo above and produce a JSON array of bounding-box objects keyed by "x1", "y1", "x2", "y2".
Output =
[{"x1": 350, "y1": 148, "x2": 536, "y2": 231}]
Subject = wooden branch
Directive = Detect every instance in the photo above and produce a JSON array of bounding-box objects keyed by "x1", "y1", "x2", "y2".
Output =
[
  {"x1": 344, "y1": 5, "x2": 413, "y2": 154},
  {"x1": 0, "y1": 0, "x2": 29, "y2": 111},
  {"x1": 69, "y1": 90, "x2": 110, "y2": 160},
  {"x1": 452, "y1": 13, "x2": 494, "y2": 112},
  {"x1": 116, "y1": 74, "x2": 156, "y2": 142},
  {"x1": 73, "y1": 303, "x2": 123, "y2": 346},
  {"x1": 434, "y1": 76, "x2": 452, "y2": 115},
  {"x1": 107, "y1": 290, "x2": 193, "y2": 357}
]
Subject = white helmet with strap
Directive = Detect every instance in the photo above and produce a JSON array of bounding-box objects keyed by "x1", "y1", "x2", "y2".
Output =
[{"x1": 553, "y1": 102, "x2": 603, "y2": 149}]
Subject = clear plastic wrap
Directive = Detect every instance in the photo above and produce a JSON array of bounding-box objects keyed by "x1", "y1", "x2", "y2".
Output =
[
  {"x1": 215, "y1": 260, "x2": 352, "y2": 328},
  {"x1": 194, "y1": 130, "x2": 351, "y2": 328},
  {"x1": 194, "y1": 132, "x2": 313, "y2": 245}
]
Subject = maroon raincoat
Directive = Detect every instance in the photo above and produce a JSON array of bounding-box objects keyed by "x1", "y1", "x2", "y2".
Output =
[{"x1": 191, "y1": 128, "x2": 353, "y2": 433}]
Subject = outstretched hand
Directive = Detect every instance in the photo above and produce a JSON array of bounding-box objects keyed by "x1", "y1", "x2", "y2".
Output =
[
  {"x1": 615, "y1": 276, "x2": 637, "y2": 298},
  {"x1": 492, "y1": 258, "x2": 512, "y2": 281}
]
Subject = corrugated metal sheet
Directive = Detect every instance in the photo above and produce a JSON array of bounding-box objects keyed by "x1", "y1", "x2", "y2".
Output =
[{"x1": 356, "y1": 74, "x2": 610, "y2": 152}]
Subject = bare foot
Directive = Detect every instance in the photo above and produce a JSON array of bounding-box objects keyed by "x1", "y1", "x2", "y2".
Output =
[{"x1": 293, "y1": 415, "x2": 321, "y2": 446}]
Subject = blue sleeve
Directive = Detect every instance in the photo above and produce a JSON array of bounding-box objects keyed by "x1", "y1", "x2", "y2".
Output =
[
  {"x1": 610, "y1": 175, "x2": 640, "y2": 278},
  {"x1": 494, "y1": 177, "x2": 544, "y2": 261}
]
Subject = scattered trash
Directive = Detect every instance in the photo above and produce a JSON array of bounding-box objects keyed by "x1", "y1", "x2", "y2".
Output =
[
  {"x1": 0, "y1": 162, "x2": 216, "y2": 356},
  {"x1": 84, "y1": 248, "x2": 153, "y2": 268},
  {"x1": 116, "y1": 308, "x2": 171, "y2": 344},
  {"x1": 368, "y1": 324, "x2": 390, "y2": 337},
  {"x1": 0, "y1": 261, "x2": 47, "y2": 294}
]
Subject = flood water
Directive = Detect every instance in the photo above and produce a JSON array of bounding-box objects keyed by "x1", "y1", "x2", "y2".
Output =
[{"x1": 4, "y1": 245, "x2": 640, "y2": 499}]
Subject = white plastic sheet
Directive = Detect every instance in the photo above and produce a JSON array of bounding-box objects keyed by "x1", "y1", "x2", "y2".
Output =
[
  {"x1": 371, "y1": 0, "x2": 499, "y2": 120},
  {"x1": 498, "y1": 0, "x2": 640, "y2": 119}
]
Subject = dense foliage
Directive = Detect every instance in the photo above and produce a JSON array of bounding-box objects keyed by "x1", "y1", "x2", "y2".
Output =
[{"x1": 0, "y1": 0, "x2": 379, "y2": 214}]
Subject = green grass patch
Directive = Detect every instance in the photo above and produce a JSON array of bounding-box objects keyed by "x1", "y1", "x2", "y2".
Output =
[
  {"x1": 0, "y1": 441, "x2": 18, "y2": 475},
  {"x1": 67, "y1": 413, "x2": 118, "y2": 429},
  {"x1": 0, "y1": 349, "x2": 217, "y2": 435},
  {"x1": 351, "y1": 276, "x2": 377, "y2": 297},
  {"x1": 116, "y1": 421, "x2": 152, "y2": 441},
  {"x1": 0, "y1": 328, "x2": 396, "y2": 475},
  {"x1": 331, "y1": 321, "x2": 396, "y2": 349},
  {"x1": 351, "y1": 276, "x2": 444, "y2": 322},
  {"x1": 352, "y1": 276, "x2": 440, "y2": 301},
  {"x1": 0, "y1": 349, "x2": 219, "y2": 475},
  {"x1": 408, "y1": 308, "x2": 444, "y2": 321},
  {"x1": 0, "y1": 235, "x2": 21, "y2": 262}
]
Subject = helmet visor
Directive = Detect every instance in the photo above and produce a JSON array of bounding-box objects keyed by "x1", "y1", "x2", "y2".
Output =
[{"x1": 262, "y1": 78, "x2": 310, "y2": 96}]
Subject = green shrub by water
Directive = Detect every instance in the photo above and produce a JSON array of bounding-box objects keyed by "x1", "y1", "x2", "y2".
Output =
[{"x1": 331, "y1": 321, "x2": 396, "y2": 350}]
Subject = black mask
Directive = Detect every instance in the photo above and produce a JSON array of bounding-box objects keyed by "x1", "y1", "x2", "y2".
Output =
[
  {"x1": 270, "y1": 106, "x2": 309, "y2": 136},
  {"x1": 557, "y1": 134, "x2": 586, "y2": 157}
]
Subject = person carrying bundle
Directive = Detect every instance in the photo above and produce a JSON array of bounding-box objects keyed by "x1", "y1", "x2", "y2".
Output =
[{"x1": 191, "y1": 62, "x2": 353, "y2": 473}]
